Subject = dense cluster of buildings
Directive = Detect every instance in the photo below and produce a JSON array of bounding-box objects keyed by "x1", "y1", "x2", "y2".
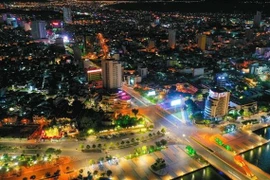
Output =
[{"x1": 0, "y1": 0, "x2": 269, "y2": 125}]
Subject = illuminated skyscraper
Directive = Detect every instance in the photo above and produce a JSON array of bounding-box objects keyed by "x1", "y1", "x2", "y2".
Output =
[
  {"x1": 63, "y1": 7, "x2": 72, "y2": 24},
  {"x1": 204, "y1": 87, "x2": 230, "y2": 119},
  {"x1": 101, "y1": 59, "x2": 122, "y2": 89},
  {"x1": 31, "y1": 20, "x2": 47, "y2": 39},
  {"x1": 168, "y1": 29, "x2": 176, "y2": 49},
  {"x1": 197, "y1": 34, "x2": 206, "y2": 51}
]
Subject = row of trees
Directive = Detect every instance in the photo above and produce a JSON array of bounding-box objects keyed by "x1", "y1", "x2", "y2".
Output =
[
  {"x1": 81, "y1": 129, "x2": 166, "y2": 151},
  {"x1": 126, "y1": 139, "x2": 168, "y2": 159}
]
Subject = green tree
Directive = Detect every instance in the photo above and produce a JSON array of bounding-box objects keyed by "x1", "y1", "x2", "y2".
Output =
[
  {"x1": 89, "y1": 159, "x2": 95, "y2": 165},
  {"x1": 155, "y1": 141, "x2": 162, "y2": 147},
  {"x1": 161, "y1": 128, "x2": 166, "y2": 134},
  {"x1": 55, "y1": 149, "x2": 62, "y2": 155},
  {"x1": 142, "y1": 146, "x2": 148, "y2": 154},
  {"x1": 86, "y1": 145, "x2": 91, "y2": 149},
  {"x1": 160, "y1": 139, "x2": 167, "y2": 147}
]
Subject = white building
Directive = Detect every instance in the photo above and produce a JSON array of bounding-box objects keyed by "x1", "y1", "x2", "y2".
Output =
[
  {"x1": 102, "y1": 59, "x2": 122, "y2": 89},
  {"x1": 31, "y1": 20, "x2": 47, "y2": 39},
  {"x1": 63, "y1": 7, "x2": 72, "y2": 24},
  {"x1": 204, "y1": 87, "x2": 230, "y2": 119}
]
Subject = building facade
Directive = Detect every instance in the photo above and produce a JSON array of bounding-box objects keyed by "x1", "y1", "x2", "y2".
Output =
[
  {"x1": 168, "y1": 29, "x2": 176, "y2": 49},
  {"x1": 63, "y1": 7, "x2": 72, "y2": 24},
  {"x1": 197, "y1": 34, "x2": 206, "y2": 51},
  {"x1": 31, "y1": 20, "x2": 47, "y2": 39},
  {"x1": 253, "y1": 11, "x2": 261, "y2": 28},
  {"x1": 204, "y1": 87, "x2": 230, "y2": 119},
  {"x1": 101, "y1": 59, "x2": 122, "y2": 89}
]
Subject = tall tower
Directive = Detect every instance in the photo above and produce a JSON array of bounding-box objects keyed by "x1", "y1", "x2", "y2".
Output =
[
  {"x1": 197, "y1": 34, "x2": 206, "y2": 51},
  {"x1": 204, "y1": 87, "x2": 230, "y2": 119},
  {"x1": 253, "y1": 11, "x2": 261, "y2": 28},
  {"x1": 31, "y1": 20, "x2": 47, "y2": 39},
  {"x1": 63, "y1": 7, "x2": 72, "y2": 24},
  {"x1": 168, "y1": 29, "x2": 176, "y2": 49},
  {"x1": 101, "y1": 59, "x2": 122, "y2": 89}
]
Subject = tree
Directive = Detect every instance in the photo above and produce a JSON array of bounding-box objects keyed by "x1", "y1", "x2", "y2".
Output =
[
  {"x1": 55, "y1": 149, "x2": 62, "y2": 155},
  {"x1": 97, "y1": 144, "x2": 102, "y2": 149},
  {"x1": 93, "y1": 170, "x2": 98, "y2": 176},
  {"x1": 98, "y1": 157, "x2": 104, "y2": 162},
  {"x1": 155, "y1": 141, "x2": 162, "y2": 147},
  {"x1": 79, "y1": 169, "x2": 83, "y2": 174},
  {"x1": 148, "y1": 133, "x2": 152, "y2": 138},
  {"x1": 30, "y1": 175, "x2": 36, "y2": 180},
  {"x1": 54, "y1": 169, "x2": 60, "y2": 176},
  {"x1": 142, "y1": 146, "x2": 148, "y2": 154},
  {"x1": 23, "y1": 178, "x2": 28, "y2": 180},
  {"x1": 149, "y1": 145, "x2": 155, "y2": 152},
  {"x1": 92, "y1": 144, "x2": 96, "y2": 149},
  {"x1": 161, "y1": 128, "x2": 166, "y2": 134},
  {"x1": 160, "y1": 139, "x2": 167, "y2": 146},
  {"x1": 80, "y1": 144, "x2": 84, "y2": 150},
  {"x1": 45, "y1": 172, "x2": 51, "y2": 178},
  {"x1": 86, "y1": 145, "x2": 91, "y2": 149},
  {"x1": 89, "y1": 159, "x2": 95, "y2": 165},
  {"x1": 66, "y1": 166, "x2": 70, "y2": 172},
  {"x1": 106, "y1": 170, "x2": 112, "y2": 177},
  {"x1": 131, "y1": 108, "x2": 139, "y2": 117}
]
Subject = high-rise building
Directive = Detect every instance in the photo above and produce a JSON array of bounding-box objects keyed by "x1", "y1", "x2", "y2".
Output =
[
  {"x1": 168, "y1": 29, "x2": 176, "y2": 49},
  {"x1": 197, "y1": 34, "x2": 206, "y2": 51},
  {"x1": 204, "y1": 87, "x2": 230, "y2": 119},
  {"x1": 253, "y1": 11, "x2": 261, "y2": 28},
  {"x1": 215, "y1": 73, "x2": 228, "y2": 88},
  {"x1": 63, "y1": 7, "x2": 72, "y2": 24},
  {"x1": 138, "y1": 67, "x2": 148, "y2": 78},
  {"x1": 102, "y1": 59, "x2": 122, "y2": 89},
  {"x1": 31, "y1": 20, "x2": 47, "y2": 39}
]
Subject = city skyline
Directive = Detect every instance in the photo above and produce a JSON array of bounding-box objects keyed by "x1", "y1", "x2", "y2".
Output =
[{"x1": 0, "y1": 0, "x2": 270, "y2": 180}]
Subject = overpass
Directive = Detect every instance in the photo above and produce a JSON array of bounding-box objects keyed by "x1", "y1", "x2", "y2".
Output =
[{"x1": 191, "y1": 136, "x2": 270, "y2": 180}]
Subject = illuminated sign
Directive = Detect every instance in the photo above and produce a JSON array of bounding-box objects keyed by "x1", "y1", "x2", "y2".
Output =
[
  {"x1": 87, "y1": 69, "x2": 102, "y2": 73},
  {"x1": 147, "y1": 91, "x2": 156, "y2": 96},
  {"x1": 170, "y1": 99, "x2": 181, "y2": 106}
]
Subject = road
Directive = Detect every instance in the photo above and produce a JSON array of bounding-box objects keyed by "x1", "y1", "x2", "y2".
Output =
[
  {"x1": 189, "y1": 137, "x2": 250, "y2": 180},
  {"x1": 121, "y1": 85, "x2": 270, "y2": 179}
]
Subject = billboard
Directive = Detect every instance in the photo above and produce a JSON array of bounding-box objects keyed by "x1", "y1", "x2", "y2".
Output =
[{"x1": 170, "y1": 99, "x2": 181, "y2": 106}]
